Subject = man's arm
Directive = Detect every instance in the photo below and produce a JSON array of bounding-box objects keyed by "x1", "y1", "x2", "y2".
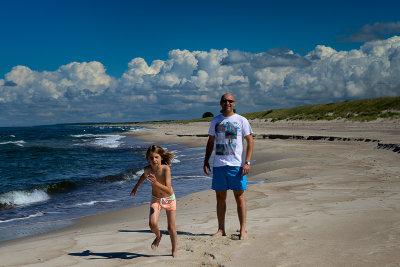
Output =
[
  {"x1": 242, "y1": 134, "x2": 254, "y2": 176},
  {"x1": 203, "y1": 135, "x2": 215, "y2": 175}
]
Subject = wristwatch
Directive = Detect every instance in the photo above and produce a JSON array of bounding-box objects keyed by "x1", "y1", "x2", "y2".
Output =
[{"x1": 245, "y1": 161, "x2": 251, "y2": 165}]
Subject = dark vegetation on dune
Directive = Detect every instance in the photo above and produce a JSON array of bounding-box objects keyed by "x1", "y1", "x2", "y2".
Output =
[{"x1": 165, "y1": 96, "x2": 400, "y2": 123}]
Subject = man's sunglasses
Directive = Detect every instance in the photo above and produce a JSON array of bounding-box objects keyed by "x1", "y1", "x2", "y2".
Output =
[{"x1": 221, "y1": 99, "x2": 235, "y2": 103}]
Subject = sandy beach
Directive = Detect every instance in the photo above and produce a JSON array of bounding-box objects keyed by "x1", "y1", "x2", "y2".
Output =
[{"x1": 1, "y1": 120, "x2": 400, "y2": 266}]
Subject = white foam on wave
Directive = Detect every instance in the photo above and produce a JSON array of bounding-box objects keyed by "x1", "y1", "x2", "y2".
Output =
[
  {"x1": 0, "y1": 189, "x2": 50, "y2": 206},
  {"x1": 71, "y1": 134, "x2": 94, "y2": 138},
  {"x1": 135, "y1": 169, "x2": 144, "y2": 176},
  {"x1": 128, "y1": 126, "x2": 147, "y2": 132},
  {"x1": 76, "y1": 199, "x2": 118, "y2": 206},
  {"x1": 170, "y1": 150, "x2": 181, "y2": 163},
  {"x1": 172, "y1": 158, "x2": 181, "y2": 163},
  {"x1": 0, "y1": 211, "x2": 45, "y2": 223},
  {"x1": 172, "y1": 175, "x2": 211, "y2": 180},
  {"x1": 93, "y1": 135, "x2": 124, "y2": 148},
  {"x1": 0, "y1": 140, "x2": 26, "y2": 146},
  {"x1": 71, "y1": 134, "x2": 124, "y2": 148}
]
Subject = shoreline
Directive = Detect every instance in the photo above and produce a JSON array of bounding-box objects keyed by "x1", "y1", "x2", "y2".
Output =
[{"x1": 1, "y1": 120, "x2": 400, "y2": 266}]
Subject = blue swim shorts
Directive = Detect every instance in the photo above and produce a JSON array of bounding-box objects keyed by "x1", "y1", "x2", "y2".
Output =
[{"x1": 212, "y1": 166, "x2": 247, "y2": 191}]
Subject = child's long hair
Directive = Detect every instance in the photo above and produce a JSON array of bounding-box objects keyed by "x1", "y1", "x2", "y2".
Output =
[{"x1": 146, "y1": 145, "x2": 175, "y2": 165}]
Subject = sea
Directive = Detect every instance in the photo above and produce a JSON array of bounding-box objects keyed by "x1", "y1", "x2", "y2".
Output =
[{"x1": 0, "y1": 124, "x2": 211, "y2": 242}]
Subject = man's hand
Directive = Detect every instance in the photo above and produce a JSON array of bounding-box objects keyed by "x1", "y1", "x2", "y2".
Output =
[
  {"x1": 242, "y1": 134, "x2": 254, "y2": 176},
  {"x1": 204, "y1": 161, "x2": 211, "y2": 175},
  {"x1": 242, "y1": 163, "x2": 250, "y2": 176}
]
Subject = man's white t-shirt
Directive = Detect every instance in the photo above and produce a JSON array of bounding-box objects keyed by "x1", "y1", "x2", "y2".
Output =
[{"x1": 208, "y1": 114, "x2": 253, "y2": 167}]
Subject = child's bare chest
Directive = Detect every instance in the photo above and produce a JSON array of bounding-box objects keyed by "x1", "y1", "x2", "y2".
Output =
[{"x1": 154, "y1": 169, "x2": 166, "y2": 184}]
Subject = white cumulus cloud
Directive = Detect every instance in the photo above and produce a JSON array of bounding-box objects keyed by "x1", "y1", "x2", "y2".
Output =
[{"x1": 1, "y1": 36, "x2": 400, "y2": 126}]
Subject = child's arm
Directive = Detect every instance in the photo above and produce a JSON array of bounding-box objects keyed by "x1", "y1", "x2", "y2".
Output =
[
  {"x1": 130, "y1": 168, "x2": 149, "y2": 196},
  {"x1": 146, "y1": 166, "x2": 174, "y2": 196}
]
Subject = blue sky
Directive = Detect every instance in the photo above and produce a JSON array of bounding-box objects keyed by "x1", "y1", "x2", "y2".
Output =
[{"x1": 1, "y1": 0, "x2": 400, "y2": 126}]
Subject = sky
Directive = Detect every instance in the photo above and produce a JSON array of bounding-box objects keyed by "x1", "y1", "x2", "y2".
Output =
[{"x1": 1, "y1": 0, "x2": 400, "y2": 126}]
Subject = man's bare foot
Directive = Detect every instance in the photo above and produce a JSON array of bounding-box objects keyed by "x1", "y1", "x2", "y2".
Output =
[
  {"x1": 213, "y1": 229, "x2": 226, "y2": 237},
  {"x1": 239, "y1": 230, "x2": 247, "y2": 240},
  {"x1": 239, "y1": 233, "x2": 248, "y2": 240},
  {"x1": 151, "y1": 234, "x2": 162, "y2": 250},
  {"x1": 172, "y1": 250, "x2": 178, "y2": 258}
]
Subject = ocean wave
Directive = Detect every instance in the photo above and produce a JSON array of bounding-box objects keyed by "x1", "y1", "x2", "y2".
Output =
[
  {"x1": 98, "y1": 167, "x2": 143, "y2": 183},
  {"x1": 76, "y1": 199, "x2": 118, "y2": 206},
  {"x1": 168, "y1": 150, "x2": 181, "y2": 163},
  {"x1": 0, "y1": 211, "x2": 45, "y2": 223},
  {"x1": 172, "y1": 175, "x2": 211, "y2": 180},
  {"x1": 118, "y1": 170, "x2": 204, "y2": 181},
  {"x1": 125, "y1": 170, "x2": 144, "y2": 180},
  {"x1": 0, "y1": 189, "x2": 50, "y2": 207},
  {"x1": 99, "y1": 173, "x2": 127, "y2": 182},
  {"x1": 93, "y1": 135, "x2": 124, "y2": 148},
  {"x1": 71, "y1": 134, "x2": 124, "y2": 148},
  {"x1": 0, "y1": 134, "x2": 16, "y2": 138},
  {"x1": 46, "y1": 181, "x2": 77, "y2": 194},
  {"x1": 128, "y1": 127, "x2": 147, "y2": 132},
  {"x1": 0, "y1": 140, "x2": 26, "y2": 146}
]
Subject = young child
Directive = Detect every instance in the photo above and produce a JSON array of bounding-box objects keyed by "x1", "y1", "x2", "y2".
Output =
[{"x1": 130, "y1": 145, "x2": 178, "y2": 258}]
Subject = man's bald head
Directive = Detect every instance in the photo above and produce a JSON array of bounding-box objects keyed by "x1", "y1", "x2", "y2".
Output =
[{"x1": 220, "y1": 93, "x2": 235, "y2": 102}]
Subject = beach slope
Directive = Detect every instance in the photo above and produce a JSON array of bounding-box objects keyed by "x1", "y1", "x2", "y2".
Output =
[{"x1": 1, "y1": 120, "x2": 400, "y2": 266}]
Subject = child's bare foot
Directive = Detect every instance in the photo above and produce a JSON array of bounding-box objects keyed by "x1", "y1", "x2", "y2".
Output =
[
  {"x1": 213, "y1": 229, "x2": 226, "y2": 237},
  {"x1": 172, "y1": 250, "x2": 178, "y2": 258},
  {"x1": 151, "y1": 234, "x2": 162, "y2": 250}
]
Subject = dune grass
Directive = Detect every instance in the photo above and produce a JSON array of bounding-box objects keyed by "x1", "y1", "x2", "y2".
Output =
[
  {"x1": 242, "y1": 96, "x2": 400, "y2": 122},
  {"x1": 160, "y1": 96, "x2": 400, "y2": 124},
  {"x1": 97, "y1": 96, "x2": 399, "y2": 126}
]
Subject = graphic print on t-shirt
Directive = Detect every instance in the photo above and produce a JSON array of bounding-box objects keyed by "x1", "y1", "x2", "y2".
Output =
[{"x1": 215, "y1": 121, "x2": 239, "y2": 155}]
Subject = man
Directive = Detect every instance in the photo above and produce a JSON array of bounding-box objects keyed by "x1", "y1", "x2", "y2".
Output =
[{"x1": 203, "y1": 93, "x2": 254, "y2": 240}]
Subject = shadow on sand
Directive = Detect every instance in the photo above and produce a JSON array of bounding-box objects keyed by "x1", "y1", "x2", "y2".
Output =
[
  {"x1": 68, "y1": 249, "x2": 170, "y2": 260},
  {"x1": 68, "y1": 229, "x2": 210, "y2": 260},
  {"x1": 119, "y1": 229, "x2": 211, "y2": 236}
]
